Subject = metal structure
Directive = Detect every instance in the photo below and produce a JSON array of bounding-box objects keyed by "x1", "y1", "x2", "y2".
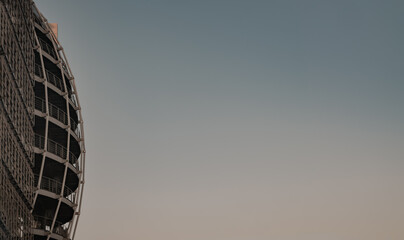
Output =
[
  {"x1": 0, "y1": 1, "x2": 85, "y2": 240},
  {"x1": 31, "y1": 3, "x2": 85, "y2": 240}
]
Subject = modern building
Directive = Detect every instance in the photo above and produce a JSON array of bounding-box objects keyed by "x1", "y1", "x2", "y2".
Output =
[
  {"x1": 0, "y1": 1, "x2": 85, "y2": 240},
  {"x1": 0, "y1": 0, "x2": 35, "y2": 239}
]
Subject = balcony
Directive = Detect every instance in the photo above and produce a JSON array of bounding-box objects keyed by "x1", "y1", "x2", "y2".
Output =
[
  {"x1": 34, "y1": 63, "x2": 65, "y2": 92},
  {"x1": 35, "y1": 97, "x2": 81, "y2": 138},
  {"x1": 34, "y1": 63, "x2": 78, "y2": 108},
  {"x1": 33, "y1": 215, "x2": 69, "y2": 238},
  {"x1": 39, "y1": 38, "x2": 58, "y2": 59},
  {"x1": 35, "y1": 134, "x2": 78, "y2": 168},
  {"x1": 35, "y1": 97, "x2": 67, "y2": 124},
  {"x1": 34, "y1": 174, "x2": 76, "y2": 203}
]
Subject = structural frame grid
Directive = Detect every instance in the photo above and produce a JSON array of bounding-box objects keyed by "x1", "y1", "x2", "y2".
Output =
[{"x1": 31, "y1": 3, "x2": 85, "y2": 240}]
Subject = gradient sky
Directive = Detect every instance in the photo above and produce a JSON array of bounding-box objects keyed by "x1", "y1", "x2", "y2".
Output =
[{"x1": 36, "y1": 1, "x2": 404, "y2": 240}]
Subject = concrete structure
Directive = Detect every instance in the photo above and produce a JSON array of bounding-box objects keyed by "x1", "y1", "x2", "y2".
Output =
[{"x1": 0, "y1": 1, "x2": 85, "y2": 240}]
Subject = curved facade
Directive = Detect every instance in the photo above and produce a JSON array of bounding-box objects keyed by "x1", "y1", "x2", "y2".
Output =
[
  {"x1": 31, "y1": 4, "x2": 85, "y2": 240},
  {"x1": 0, "y1": 1, "x2": 84, "y2": 239}
]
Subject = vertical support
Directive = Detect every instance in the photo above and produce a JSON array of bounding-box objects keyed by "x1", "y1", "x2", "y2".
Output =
[{"x1": 32, "y1": 3, "x2": 86, "y2": 240}]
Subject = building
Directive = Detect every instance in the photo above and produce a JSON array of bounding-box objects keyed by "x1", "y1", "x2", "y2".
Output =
[
  {"x1": 0, "y1": 1, "x2": 85, "y2": 240},
  {"x1": 0, "y1": 0, "x2": 35, "y2": 239}
]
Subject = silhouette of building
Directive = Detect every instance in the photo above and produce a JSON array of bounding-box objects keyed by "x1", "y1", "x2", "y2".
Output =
[{"x1": 0, "y1": 1, "x2": 85, "y2": 240}]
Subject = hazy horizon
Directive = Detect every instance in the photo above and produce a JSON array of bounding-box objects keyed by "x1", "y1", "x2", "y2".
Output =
[{"x1": 36, "y1": 0, "x2": 404, "y2": 239}]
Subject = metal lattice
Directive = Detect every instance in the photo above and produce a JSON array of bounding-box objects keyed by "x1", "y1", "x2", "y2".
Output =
[
  {"x1": 31, "y1": 3, "x2": 85, "y2": 240},
  {"x1": 0, "y1": 1, "x2": 85, "y2": 239}
]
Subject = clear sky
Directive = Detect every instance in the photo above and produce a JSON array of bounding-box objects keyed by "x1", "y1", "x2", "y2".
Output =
[{"x1": 36, "y1": 1, "x2": 404, "y2": 240}]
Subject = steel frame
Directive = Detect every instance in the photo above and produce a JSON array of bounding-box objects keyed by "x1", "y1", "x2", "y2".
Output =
[
  {"x1": 31, "y1": 2, "x2": 85, "y2": 240},
  {"x1": 0, "y1": 1, "x2": 85, "y2": 239}
]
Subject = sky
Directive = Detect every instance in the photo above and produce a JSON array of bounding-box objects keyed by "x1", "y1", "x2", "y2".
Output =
[{"x1": 35, "y1": 1, "x2": 404, "y2": 240}]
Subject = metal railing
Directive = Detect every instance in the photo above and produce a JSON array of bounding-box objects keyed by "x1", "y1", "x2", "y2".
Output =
[
  {"x1": 71, "y1": 118, "x2": 81, "y2": 138},
  {"x1": 33, "y1": 215, "x2": 69, "y2": 238},
  {"x1": 34, "y1": 63, "x2": 65, "y2": 91},
  {"x1": 69, "y1": 94, "x2": 78, "y2": 108},
  {"x1": 34, "y1": 63, "x2": 79, "y2": 111},
  {"x1": 35, "y1": 97, "x2": 67, "y2": 124},
  {"x1": 34, "y1": 174, "x2": 75, "y2": 202},
  {"x1": 34, "y1": 134, "x2": 78, "y2": 167},
  {"x1": 61, "y1": 62, "x2": 72, "y2": 78},
  {"x1": 35, "y1": 97, "x2": 81, "y2": 138},
  {"x1": 39, "y1": 38, "x2": 57, "y2": 59},
  {"x1": 34, "y1": 63, "x2": 43, "y2": 78},
  {"x1": 46, "y1": 68, "x2": 65, "y2": 91},
  {"x1": 35, "y1": 96, "x2": 46, "y2": 113},
  {"x1": 70, "y1": 117, "x2": 81, "y2": 138}
]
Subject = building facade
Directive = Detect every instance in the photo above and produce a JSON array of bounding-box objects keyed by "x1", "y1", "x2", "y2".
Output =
[
  {"x1": 0, "y1": 1, "x2": 85, "y2": 240},
  {"x1": 0, "y1": 1, "x2": 35, "y2": 239}
]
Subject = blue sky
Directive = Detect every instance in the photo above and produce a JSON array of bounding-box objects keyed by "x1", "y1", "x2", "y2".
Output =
[{"x1": 36, "y1": 1, "x2": 404, "y2": 239}]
